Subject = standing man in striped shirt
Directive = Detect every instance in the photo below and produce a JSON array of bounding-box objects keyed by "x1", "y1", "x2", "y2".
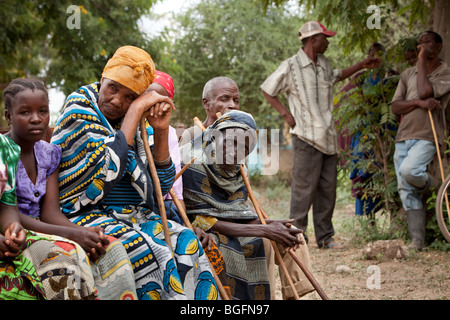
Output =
[{"x1": 261, "y1": 21, "x2": 380, "y2": 249}]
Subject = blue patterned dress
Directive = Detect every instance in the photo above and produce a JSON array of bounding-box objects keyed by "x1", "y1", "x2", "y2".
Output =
[{"x1": 51, "y1": 83, "x2": 218, "y2": 300}]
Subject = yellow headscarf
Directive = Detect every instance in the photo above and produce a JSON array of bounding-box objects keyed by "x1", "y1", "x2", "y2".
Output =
[{"x1": 102, "y1": 45, "x2": 155, "y2": 95}]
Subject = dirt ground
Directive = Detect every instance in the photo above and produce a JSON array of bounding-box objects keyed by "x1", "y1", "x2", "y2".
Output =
[{"x1": 272, "y1": 204, "x2": 450, "y2": 300}]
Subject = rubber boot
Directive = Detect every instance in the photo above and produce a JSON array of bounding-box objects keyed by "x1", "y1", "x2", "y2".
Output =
[{"x1": 406, "y1": 209, "x2": 426, "y2": 251}]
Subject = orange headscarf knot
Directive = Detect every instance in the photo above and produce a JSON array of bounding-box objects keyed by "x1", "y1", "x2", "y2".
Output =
[
  {"x1": 102, "y1": 45, "x2": 155, "y2": 95},
  {"x1": 132, "y1": 62, "x2": 151, "y2": 77}
]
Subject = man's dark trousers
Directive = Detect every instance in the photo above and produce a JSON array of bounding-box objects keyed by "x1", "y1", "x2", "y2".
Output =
[{"x1": 290, "y1": 135, "x2": 337, "y2": 248}]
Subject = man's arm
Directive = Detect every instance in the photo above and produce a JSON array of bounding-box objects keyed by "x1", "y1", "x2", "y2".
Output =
[
  {"x1": 416, "y1": 49, "x2": 435, "y2": 99},
  {"x1": 339, "y1": 57, "x2": 381, "y2": 82},
  {"x1": 261, "y1": 90, "x2": 296, "y2": 128},
  {"x1": 392, "y1": 97, "x2": 441, "y2": 115}
]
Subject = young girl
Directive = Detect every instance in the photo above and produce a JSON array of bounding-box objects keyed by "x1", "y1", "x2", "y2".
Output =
[
  {"x1": 0, "y1": 132, "x2": 48, "y2": 299},
  {"x1": 3, "y1": 78, "x2": 137, "y2": 300},
  {"x1": 0, "y1": 133, "x2": 97, "y2": 300}
]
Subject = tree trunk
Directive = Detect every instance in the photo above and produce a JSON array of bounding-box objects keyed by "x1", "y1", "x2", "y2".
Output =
[{"x1": 429, "y1": 0, "x2": 450, "y2": 64}]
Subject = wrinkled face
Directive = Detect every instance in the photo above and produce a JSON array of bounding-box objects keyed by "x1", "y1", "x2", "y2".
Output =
[
  {"x1": 98, "y1": 78, "x2": 139, "y2": 122},
  {"x1": 6, "y1": 89, "x2": 49, "y2": 143},
  {"x1": 214, "y1": 127, "x2": 253, "y2": 170},
  {"x1": 203, "y1": 81, "x2": 240, "y2": 121}
]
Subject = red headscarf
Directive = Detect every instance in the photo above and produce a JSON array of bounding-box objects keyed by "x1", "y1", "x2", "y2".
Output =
[{"x1": 153, "y1": 70, "x2": 175, "y2": 99}]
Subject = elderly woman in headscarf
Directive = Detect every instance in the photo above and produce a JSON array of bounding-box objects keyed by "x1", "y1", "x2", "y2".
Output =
[
  {"x1": 181, "y1": 110, "x2": 313, "y2": 300},
  {"x1": 51, "y1": 46, "x2": 218, "y2": 300}
]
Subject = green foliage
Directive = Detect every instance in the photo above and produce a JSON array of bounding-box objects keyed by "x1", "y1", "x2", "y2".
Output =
[
  {"x1": 255, "y1": 0, "x2": 429, "y2": 55},
  {"x1": 0, "y1": 0, "x2": 157, "y2": 126},
  {"x1": 0, "y1": 1, "x2": 46, "y2": 86},
  {"x1": 350, "y1": 216, "x2": 394, "y2": 244},
  {"x1": 42, "y1": 0, "x2": 157, "y2": 95},
  {"x1": 334, "y1": 55, "x2": 402, "y2": 222},
  {"x1": 156, "y1": 0, "x2": 306, "y2": 128}
]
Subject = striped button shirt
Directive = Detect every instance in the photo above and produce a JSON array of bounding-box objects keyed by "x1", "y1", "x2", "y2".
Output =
[{"x1": 261, "y1": 48, "x2": 342, "y2": 155}]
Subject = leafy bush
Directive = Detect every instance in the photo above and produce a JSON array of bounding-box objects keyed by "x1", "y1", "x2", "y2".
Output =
[{"x1": 334, "y1": 57, "x2": 404, "y2": 236}]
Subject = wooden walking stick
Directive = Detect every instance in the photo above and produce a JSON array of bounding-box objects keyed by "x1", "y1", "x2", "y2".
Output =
[
  {"x1": 240, "y1": 166, "x2": 330, "y2": 300},
  {"x1": 140, "y1": 117, "x2": 173, "y2": 250},
  {"x1": 193, "y1": 117, "x2": 204, "y2": 131},
  {"x1": 254, "y1": 191, "x2": 330, "y2": 300},
  {"x1": 428, "y1": 110, "x2": 450, "y2": 220},
  {"x1": 175, "y1": 156, "x2": 196, "y2": 182}
]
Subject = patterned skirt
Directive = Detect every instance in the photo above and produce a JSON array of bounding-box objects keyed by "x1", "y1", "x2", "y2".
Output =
[
  {"x1": 0, "y1": 233, "x2": 47, "y2": 300},
  {"x1": 212, "y1": 232, "x2": 270, "y2": 300},
  {"x1": 70, "y1": 207, "x2": 219, "y2": 300},
  {"x1": 0, "y1": 231, "x2": 138, "y2": 300},
  {"x1": 38, "y1": 233, "x2": 137, "y2": 300}
]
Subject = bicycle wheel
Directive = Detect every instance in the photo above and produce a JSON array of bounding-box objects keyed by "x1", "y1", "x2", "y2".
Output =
[{"x1": 436, "y1": 174, "x2": 450, "y2": 243}]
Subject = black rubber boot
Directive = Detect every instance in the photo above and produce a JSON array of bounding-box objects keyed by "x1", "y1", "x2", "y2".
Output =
[{"x1": 406, "y1": 209, "x2": 426, "y2": 251}]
